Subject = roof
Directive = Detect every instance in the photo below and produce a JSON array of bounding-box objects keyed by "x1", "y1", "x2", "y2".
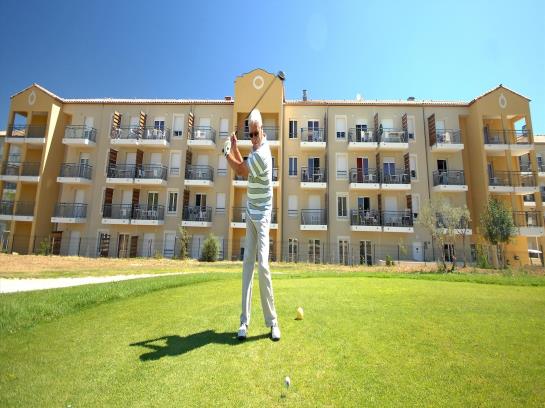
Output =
[
  {"x1": 284, "y1": 99, "x2": 467, "y2": 107},
  {"x1": 468, "y1": 84, "x2": 531, "y2": 104}
]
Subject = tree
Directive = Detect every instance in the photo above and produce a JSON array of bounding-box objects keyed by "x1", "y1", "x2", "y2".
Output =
[
  {"x1": 455, "y1": 206, "x2": 472, "y2": 268},
  {"x1": 480, "y1": 198, "x2": 516, "y2": 268},
  {"x1": 177, "y1": 226, "x2": 191, "y2": 260},
  {"x1": 200, "y1": 234, "x2": 219, "y2": 262}
]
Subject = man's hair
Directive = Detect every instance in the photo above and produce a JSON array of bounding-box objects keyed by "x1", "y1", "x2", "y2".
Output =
[{"x1": 248, "y1": 109, "x2": 262, "y2": 128}]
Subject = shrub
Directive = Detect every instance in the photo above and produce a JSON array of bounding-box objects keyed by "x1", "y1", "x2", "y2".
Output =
[
  {"x1": 200, "y1": 234, "x2": 219, "y2": 262},
  {"x1": 37, "y1": 238, "x2": 51, "y2": 256},
  {"x1": 385, "y1": 255, "x2": 393, "y2": 266},
  {"x1": 177, "y1": 226, "x2": 190, "y2": 260}
]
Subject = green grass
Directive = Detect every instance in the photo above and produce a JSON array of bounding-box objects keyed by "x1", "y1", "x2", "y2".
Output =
[{"x1": 1, "y1": 272, "x2": 545, "y2": 407}]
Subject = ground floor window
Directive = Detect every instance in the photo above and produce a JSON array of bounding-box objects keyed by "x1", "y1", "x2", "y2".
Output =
[
  {"x1": 360, "y1": 240, "x2": 372, "y2": 265},
  {"x1": 288, "y1": 238, "x2": 298, "y2": 262},
  {"x1": 339, "y1": 239, "x2": 349, "y2": 265},
  {"x1": 308, "y1": 239, "x2": 321, "y2": 263}
]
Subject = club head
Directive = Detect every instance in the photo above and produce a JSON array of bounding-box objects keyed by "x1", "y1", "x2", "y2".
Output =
[{"x1": 277, "y1": 71, "x2": 286, "y2": 81}]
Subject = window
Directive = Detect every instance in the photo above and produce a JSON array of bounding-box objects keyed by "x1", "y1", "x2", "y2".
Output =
[
  {"x1": 338, "y1": 238, "x2": 350, "y2": 265},
  {"x1": 195, "y1": 194, "x2": 206, "y2": 207},
  {"x1": 288, "y1": 238, "x2": 298, "y2": 262},
  {"x1": 308, "y1": 239, "x2": 321, "y2": 263},
  {"x1": 220, "y1": 118, "x2": 229, "y2": 138},
  {"x1": 336, "y1": 153, "x2": 348, "y2": 180},
  {"x1": 335, "y1": 116, "x2": 347, "y2": 139},
  {"x1": 288, "y1": 195, "x2": 298, "y2": 217},
  {"x1": 154, "y1": 118, "x2": 165, "y2": 131},
  {"x1": 289, "y1": 120, "x2": 298, "y2": 138},
  {"x1": 169, "y1": 152, "x2": 181, "y2": 176},
  {"x1": 289, "y1": 157, "x2": 298, "y2": 176},
  {"x1": 218, "y1": 155, "x2": 227, "y2": 176},
  {"x1": 407, "y1": 116, "x2": 415, "y2": 140},
  {"x1": 167, "y1": 191, "x2": 178, "y2": 214},
  {"x1": 355, "y1": 123, "x2": 369, "y2": 142},
  {"x1": 148, "y1": 192, "x2": 159, "y2": 208},
  {"x1": 410, "y1": 155, "x2": 417, "y2": 180},
  {"x1": 216, "y1": 193, "x2": 226, "y2": 214},
  {"x1": 163, "y1": 232, "x2": 176, "y2": 258},
  {"x1": 337, "y1": 194, "x2": 348, "y2": 218},
  {"x1": 172, "y1": 115, "x2": 184, "y2": 137}
]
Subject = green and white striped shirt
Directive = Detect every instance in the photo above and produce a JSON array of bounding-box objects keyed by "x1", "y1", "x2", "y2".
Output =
[{"x1": 246, "y1": 139, "x2": 273, "y2": 221}]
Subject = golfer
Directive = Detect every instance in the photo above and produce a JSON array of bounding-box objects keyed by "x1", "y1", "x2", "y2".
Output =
[{"x1": 224, "y1": 109, "x2": 280, "y2": 341}]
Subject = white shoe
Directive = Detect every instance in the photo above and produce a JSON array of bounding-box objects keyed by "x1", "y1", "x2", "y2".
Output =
[
  {"x1": 237, "y1": 323, "x2": 248, "y2": 340},
  {"x1": 271, "y1": 323, "x2": 281, "y2": 341}
]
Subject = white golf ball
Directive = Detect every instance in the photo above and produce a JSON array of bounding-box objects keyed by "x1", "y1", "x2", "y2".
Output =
[{"x1": 285, "y1": 376, "x2": 291, "y2": 388}]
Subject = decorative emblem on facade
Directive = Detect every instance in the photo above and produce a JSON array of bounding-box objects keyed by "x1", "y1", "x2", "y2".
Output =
[
  {"x1": 252, "y1": 75, "x2": 264, "y2": 90},
  {"x1": 28, "y1": 90, "x2": 36, "y2": 106},
  {"x1": 499, "y1": 93, "x2": 507, "y2": 109}
]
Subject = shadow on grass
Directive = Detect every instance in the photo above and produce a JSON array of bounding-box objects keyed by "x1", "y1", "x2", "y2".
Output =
[{"x1": 130, "y1": 330, "x2": 269, "y2": 361}]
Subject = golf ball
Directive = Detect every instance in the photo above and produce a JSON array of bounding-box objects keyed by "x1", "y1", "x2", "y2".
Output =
[
  {"x1": 285, "y1": 376, "x2": 291, "y2": 388},
  {"x1": 296, "y1": 307, "x2": 304, "y2": 320}
]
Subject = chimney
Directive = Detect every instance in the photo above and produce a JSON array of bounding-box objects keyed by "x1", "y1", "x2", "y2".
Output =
[
  {"x1": 407, "y1": 96, "x2": 415, "y2": 101},
  {"x1": 302, "y1": 89, "x2": 308, "y2": 102},
  {"x1": 224, "y1": 96, "x2": 232, "y2": 101}
]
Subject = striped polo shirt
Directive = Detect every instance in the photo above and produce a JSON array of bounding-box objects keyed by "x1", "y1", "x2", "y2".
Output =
[{"x1": 246, "y1": 138, "x2": 273, "y2": 221}]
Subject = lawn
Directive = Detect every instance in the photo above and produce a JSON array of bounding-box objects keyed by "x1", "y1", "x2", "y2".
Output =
[{"x1": 1, "y1": 270, "x2": 544, "y2": 407}]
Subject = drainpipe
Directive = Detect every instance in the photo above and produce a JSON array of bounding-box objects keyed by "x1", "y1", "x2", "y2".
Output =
[{"x1": 422, "y1": 104, "x2": 435, "y2": 261}]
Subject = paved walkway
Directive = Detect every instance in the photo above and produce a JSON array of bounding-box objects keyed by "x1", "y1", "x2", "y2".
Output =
[{"x1": 0, "y1": 272, "x2": 186, "y2": 294}]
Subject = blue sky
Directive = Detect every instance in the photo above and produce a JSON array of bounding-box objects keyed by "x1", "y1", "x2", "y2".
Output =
[{"x1": 1, "y1": 0, "x2": 544, "y2": 132}]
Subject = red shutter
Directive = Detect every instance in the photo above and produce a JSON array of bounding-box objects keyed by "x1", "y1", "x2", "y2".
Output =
[
  {"x1": 402, "y1": 113, "x2": 408, "y2": 133},
  {"x1": 139, "y1": 111, "x2": 147, "y2": 138},
  {"x1": 130, "y1": 236, "x2": 138, "y2": 258},
  {"x1": 378, "y1": 194, "x2": 382, "y2": 217},
  {"x1": 187, "y1": 112, "x2": 194, "y2": 138},
  {"x1": 136, "y1": 149, "x2": 144, "y2": 167},
  {"x1": 374, "y1": 112, "x2": 379, "y2": 138},
  {"x1": 111, "y1": 111, "x2": 121, "y2": 133},
  {"x1": 132, "y1": 189, "x2": 140, "y2": 206},
  {"x1": 404, "y1": 152, "x2": 410, "y2": 175},
  {"x1": 376, "y1": 153, "x2": 381, "y2": 181},
  {"x1": 104, "y1": 188, "x2": 113, "y2": 206},
  {"x1": 428, "y1": 114, "x2": 436, "y2": 146},
  {"x1": 406, "y1": 194, "x2": 413, "y2": 212},
  {"x1": 185, "y1": 150, "x2": 192, "y2": 166},
  {"x1": 108, "y1": 149, "x2": 118, "y2": 167}
]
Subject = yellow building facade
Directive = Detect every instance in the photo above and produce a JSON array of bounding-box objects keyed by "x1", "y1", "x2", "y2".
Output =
[{"x1": 0, "y1": 69, "x2": 542, "y2": 266}]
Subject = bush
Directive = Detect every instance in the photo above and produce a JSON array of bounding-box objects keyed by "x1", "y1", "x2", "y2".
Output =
[
  {"x1": 37, "y1": 238, "x2": 51, "y2": 255},
  {"x1": 200, "y1": 234, "x2": 219, "y2": 262},
  {"x1": 385, "y1": 255, "x2": 393, "y2": 266}
]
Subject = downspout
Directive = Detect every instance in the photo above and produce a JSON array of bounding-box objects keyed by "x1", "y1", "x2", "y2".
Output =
[{"x1": 421, "y1": 104, "x2": 435, "y2": 261}]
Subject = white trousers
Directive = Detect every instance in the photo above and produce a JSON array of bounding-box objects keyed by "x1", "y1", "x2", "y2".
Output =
[{"x1": 240, "y1": 213, "x2": 278, "y2": 327}]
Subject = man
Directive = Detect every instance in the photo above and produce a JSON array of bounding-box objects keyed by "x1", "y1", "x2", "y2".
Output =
[{"x1": 223, "y1": 109, "x2": 280, "y2": 341}]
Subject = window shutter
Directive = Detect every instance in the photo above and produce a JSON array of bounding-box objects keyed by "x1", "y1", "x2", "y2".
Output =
[
  {"x1": 402, "y1": 113, "x2": 408, "y2": 136},
  {"x1": 139, "y1": 111, "x2": 147, "y2": 138},
  {"x1": 108, "y1": 149, "x2": 118, "y2": 167},
  {"x1": 374, "y1": 113, "x2": 379, "y2": 139},
  {"x1": 132, "y1": 189, "x2": 140, "y2": 206},
  {"x1": 187, "y1": 112, "x2": 194, "y2": 138},
  {"x1": 185, "y1": 150, "x2": 192, "y2": 166},
  {"x1": 111, "y1": 111, "x2": 121, "y2": 133},
  {"x1": 378, "y1": 193, "x2": 382, "y2": 218},
  {"x1": 406, "y1": 194, "x2": 412, "y2": 212},
  {"x1": 136, "y1": 149, "x2": 144, "y2": 167},
  {"x1": 104, "y1": 188, "x2": 113, "y2": 206},
  {"x1": 428, "y1": 114, "x2": 436, "y2": 146},
  {"x1": 183, "y1": 189, "x2": 190, "y2": 208},
  {"x1": 375, "y1": 153, "x2": 381, "y2": 180},
  {"x1": 404, "y1": 153, "x2": 410, "y2": 175}
]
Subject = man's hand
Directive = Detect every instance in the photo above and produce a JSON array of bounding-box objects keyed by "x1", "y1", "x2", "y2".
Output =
[{"x1": 230, "y1": 132, "x2": 238, "y2": 150}]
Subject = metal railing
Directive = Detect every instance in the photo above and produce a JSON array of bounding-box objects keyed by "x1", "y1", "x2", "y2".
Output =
[
  {"x1": 483, "y1": 128, "x2": 507, "y2": 144},
  {"x1": 505, "y1": 129, "x2": 532, "y2": 144},
  {"x1": 489, "y1": 171, "x2": 536, "y2": 187},
  {"x1": 21, "y1": 162, "x2": 40, "y2": 177},
  {"x1": 350, "y1": 209, "x2": 381, "y2": 226},
  {"x1": 348, "y1": 128, "x2": 377, "y2": 143},
  {"x1": 381, "y1": 170, "x2": 410, "y2": 184},
  {"x1": 435, "y1": 129, "x2": 461, "y2": 144},
  {"x1": 182, "y1": 206, "x2": 213, "y2": 222},
  {"x1": 64, "y1": 125, "x2": 97, "y2": 142},
  {"x1": 136, "y1": 165, "x2": 168, "y2": 180},
  {"x1": 110, "y1": 126, "x2": 170, "y2": 142},
  {"x1": 436, "y1": 214, "x2": 472, "y2": 230},
  {"x1": 272, "y1": 168, "x2": 279, "y2": 181},
  {"x1": 523, "y1": 194, "x2": 536, "y2": 203},
  {"x1": 141, "y1": 126, "x2": 170, "y2": 141},
  {"x1": 379, "y1": 128, "x2": 408, "y2": 143},
  {"x1": 483, "y1": 128, "x2": 532, "y2": 145},
  {"x1": 512, "y1": 211, "x2": 542, "y2": 227},
  {"x1": 300, "y1": 128, "x2": 326, "y2": 142},
  {"x1": 0, "y1": 200, "x2": 14, "y2": 215},
  {"x1": 59, "y1": 163, "x2": 93, "y2": 179},
  {"x1": 232, "y1": 207, "x2": 278, "y2": 223},
  {"x1": 107, "y1": 164, "x2": 136, "y2": 178},
  {"x1": 0, "y1": 162, "x2": 20, "y2": 176},
  {"x1": 54, "y1": 203, "x2": 87, "y2": 219},
  {"x1": 0, "y1": 201, "x2": 35, "y2": 216},
  {"x1": 234, "y1": 174, "x2": 247, "y2": 181},
  {"x1": 301, "y1": 167, "x2": 327, "y2": 182},
  {"x1": 0, "y1": 162, "x2": 40, "y2": 177},
  {"x1": 432, "y1": 170, "x2": 465, "y2": 186},
  {"x1": 190, "y1": 127, "x2": 216, "y2": 142},
  {"x1": 382, "y1": 210, "x2": 413, "y2": 227},
  {"x1": 132, "y1": 204, "x2": 165, "y2": 221},
  {"x1": 102, "y1": 204, "x2": 132, "y2": 219},
  {"x1": 301, "y1": 209, "x2": 327, "y2": 225},
  {"x1": 7, "y1": 124, "x2": 47, "y2": 139},
  {"x1": 349, "y1": 168, "x2": 379, "y2": 184},
  {"x1": 539, "y1": 163, "x2": 545, "y2": 173},
  {"x1": 238, "y1": 126, "x2": 279, "y2": 141},
  {"x1": 185, "y1": 165, "x2": 214, "y2": 181},
  {"x1": 488, "y1": 171, "x2": 511, "y2": 186}
]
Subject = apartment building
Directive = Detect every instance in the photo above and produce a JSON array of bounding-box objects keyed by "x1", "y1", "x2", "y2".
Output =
[{"x1": 0, "y1": 69, "x2": 541, "y2": 265}]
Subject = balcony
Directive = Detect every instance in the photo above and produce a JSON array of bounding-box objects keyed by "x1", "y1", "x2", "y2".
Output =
[
  {"x1": 539, "y1": 163, "x2": 545, "y2": 178},
  {"x1": 523, "y1": 194, "x2": 539, "y2": 208},
  {"x1": 187, "y1": 127, "x2": 216, "y2": 148},
  {"x1": 506, "y1": 130, "x2": 533, "y2": 155},
  {"x1": 135, "y1": 165, "x2": 168, "y2": 186},
  {"x1": 484, "y1": 128, "x2": 534, "y2": 156},
  {"x1": 51, "y1": 203, "x2": 87, "y2": 223},
  {"x1": 110, "y1": 126, "x2": 171, "y2": 147},
  {"x1": 0, "y1": 161, "x2": 40, "y2": 182},
  {"x1": 272, "y1": 168, "x2": 279, "y2": 187},
  {"x1": 381, "y1": 170, "x2": 411, "y2": 190},
  {"x1": 6, "y1": 124, "x2": 46, "y2": 144},
  {"x1": 184, "y1": 165, "x2": 214, "y2": 187},
  {"x1": 488, "y1": 171, "x2": 538, "y2": 194},
  {"x1": 382, "y1": 210, "x2": 414, "y2": 233},
  {"x1": 348, "y1": 168, "x2": 380, "y2": 190},
  {"x1": 432, "y1": 170, "x2": 468, "y2": 192},
  {"x1": 231, "y1": 207, "x2": 278, "y2": 229},
  {"x1": 300, "y1": 209, "x2": 327, "y2": 231},
  {"x1": 237, "y1": 127, "x2": 280, "y2": 147},
  {"x1": 0, "y1": 201, "x2": 34, "y2": 222},
  {"x1": 436, "y1": 215, "x2": 472, "y2": 235},
  {"x1": 300, "y1": 167, "x2": 327, "y2": 189},
  {"x1": 513, "y1": 211, "x2": 544, "y2": 237},
  {"x1": 63, "y1": 125, "x2": 97, "y2": 146},
  {"x1": 431, "y1": 129, "x2": 463, "y2": 152},
  {"x1": 233, "y1": 174, "x2": 248, "y2": 188},
  {"x1": 378, "y1": 129, "x2": 408, "y2": 150},
  {"x1": 106, "y1": 164, "x2": 136, "y2": 184},
  {"x1": 181, "y1": 206, "x2": 213, "y2": 227},
  {"x1": 102, "y1": 204, "x2": 131, "y2": 224},
  {"x1": 350, "y1": 209, "x2": 382, "y2": 232},
  {"x1": 300, "y1": 128, "x2": 326, "y2": 149},
  {"x1": 131, "y1": 204, "x2": 165, "y2": 225},
  {"x1": 347, "y1": 128, "x2": 377, "y2": 151},
  {"x1": 57, "y1": 163, "x2": 93, "y2": 185}
]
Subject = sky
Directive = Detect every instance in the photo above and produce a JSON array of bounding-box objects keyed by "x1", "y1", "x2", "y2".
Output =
[{"x1": 0, "y1": 0, "x2": 544, "y2": 132}]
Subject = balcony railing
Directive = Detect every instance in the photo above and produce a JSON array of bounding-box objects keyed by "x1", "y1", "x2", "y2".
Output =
[
  {"x1": 110, "y1": 126, "x2": 171, "y2": 142},
  {"x1": 379, "y1": 128, "x2": 408, "y2": 143},
  {"x1": 7, "y1": 124, "x2": 47, "y2": 139},
  {"x1": 107, "y1": 164, "x2": 136, "y2": 178},
  {"x1": 436, "y1": 214, "x2": 472, "y2": 230},
  {"x1": 0, "y1": 162, "x2": 40, "y2": 177},
  {"x1": 505, "y1": 129, "x2": 532, "y2": 144},
  {"x1": 512, "y1": 211, "x2": 542, "y2": 228},
  {"x1": 182, "y1": 206, "x2": 213, "y2": 222},
  {"x1": 102, "y1": 204, "x2": 132, "y2": 219},
  {"x1": 0, "y1": 162, "x2": 20, "y2": 176},
  {"x1": 301, "y1": 209, "x2": 327, "y2": 225},
  {"x1": 301, "y1": 167, "x2": 327, "y2": 182},
  {"x1": 432, "y1": 170, "x2": 465, "y2": 186},
  {"x1": 185, "y1": 165, "x2": 214, "y2": 181},
  {"x1": 435, "y1": 129, "x2": 461, "y2": 144},
  {"x1": 489, "y1": 171, "x2": 536, "y2": 187},
  {"x1": 64, "y1": 125, "x2": 97, "y2": 142},
  {"x1": 272, "y1": 168, "x2": 279, "y2": 181},
  {"x1": 0, "y1": 201, "x2": 35, "y2": 216},
  {"x1": 238, "y1": 127, "x2": 279, "y2": 141},
  {"x1": 300, "y1": 128, "x2": 326, "y2": 142},
  {"x1": 136, "y1": 165, "x2": 168, "y2": 180},
  {"x1": 483, "y1": 128, "x2": 507, "y2": 144},
  {"x1": 232, "y1": 207, "x2": 278, "y2": 223},
  {"x1": 132, "y1": 204, "x2": 165, "y2": 221},
  {"x1": 382, "y1": 211, "x2": 413, "y2": 227},
  {"x1": 141, "y1": 126, "x2": 170, "y2": 141},
  {"x1": 54, "y1": 203, "x2": 87, "y2": 219},
  {"x1": 0, "y1": 200, "x2": 14, "y2": 215},
  {"x1": 59, "y1": 163, "x2": 93, "y2": 179},
  {"x1": 348, "y1": 128, "x2": 377, "y2": 143},
  {"x1": 381, "y1": 170, "x2": 410, "y2": 184},
  {"x1": 350, "y1": 209, "x2": 381, "y2": 226},
  {"x1": 484, "y1": 128, "x2": 533, "y2": 145},
  {"x1": 349, "y1": 168, "x2": 379, "y2": 184},
  {"x1": 190, "y1": 127, "x2": 216, "y2": 142}
]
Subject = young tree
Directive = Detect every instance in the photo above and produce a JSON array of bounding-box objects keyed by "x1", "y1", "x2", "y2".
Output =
[
  {"x1": 455, "y1": 206, "x2": 472, "y2": 268},
  {"x1": 200, "y1": 233, "x2": 219, "y2": 262},
  {"x1": 177, "y1": 226, "x2": 191, "y2": 260},
  {"x1": 480, "y1": 198, "x2": 516, "y2": 268}
]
